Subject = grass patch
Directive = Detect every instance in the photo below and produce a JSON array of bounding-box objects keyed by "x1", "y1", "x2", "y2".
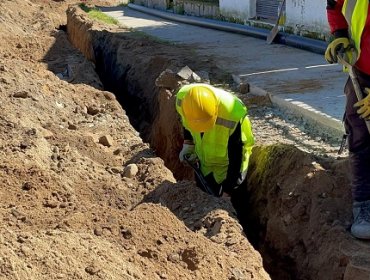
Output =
[{"x1": 79, "y1": 3, "x2": 119, "y2": 25}]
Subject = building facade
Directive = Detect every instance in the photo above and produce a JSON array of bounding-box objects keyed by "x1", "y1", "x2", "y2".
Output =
[{"x1": 132, "y1": 0, "x2": 331, "y2": 39}]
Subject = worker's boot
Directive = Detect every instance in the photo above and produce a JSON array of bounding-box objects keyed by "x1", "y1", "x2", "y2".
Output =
[{"x1": 351, "y1": 200, "x2": 370, "y2": 239}]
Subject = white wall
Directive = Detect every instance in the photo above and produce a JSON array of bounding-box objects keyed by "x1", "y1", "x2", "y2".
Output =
[
  {"x1": 221, "y1": 0, "x2": 330, "y2": 36},
  {"x1": 139, "y1": 0, "x2": 331, "y2": 36},
  {"x1": 183, "y1": 2, "x2": 220, "y2": 17},
  {"x1": 286, "y1": 0, "x2": 330, "y2": 36},
  {"x1": 133, "y1": 0, "x2": 167, "y2": 10},
  {"x1": 219, "y1": 0, "x2": 256, "y2": 21}
]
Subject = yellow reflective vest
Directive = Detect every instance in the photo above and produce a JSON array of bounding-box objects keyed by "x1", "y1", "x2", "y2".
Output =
[
  {"x1": 176, "y1": 84, "x2": 254, "y2": 184},
  {"x1": 342, "y1": 0, "x2": 368, "y2": 59}
]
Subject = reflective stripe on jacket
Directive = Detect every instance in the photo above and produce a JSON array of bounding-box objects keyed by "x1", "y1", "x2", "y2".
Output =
[
  {"x1": 342, "y1": 0, "x2": 368, "y2": 59},
  {"x1": 176, "y1": 84, "x2": 254, "y2": 184}
]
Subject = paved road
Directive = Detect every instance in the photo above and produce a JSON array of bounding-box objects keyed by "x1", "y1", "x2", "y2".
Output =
[{"x1": 102, "y1": 5, "x2": 348, "y2": 138}]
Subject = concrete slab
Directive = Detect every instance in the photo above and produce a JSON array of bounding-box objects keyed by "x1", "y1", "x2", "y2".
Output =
[{"x1": 101, "y1": 5, "x2": 348, "y2": 138}]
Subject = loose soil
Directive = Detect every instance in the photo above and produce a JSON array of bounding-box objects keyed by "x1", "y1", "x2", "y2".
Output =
[{"x1": 0, "y1": 1, "x2": 368, "y2": 280}]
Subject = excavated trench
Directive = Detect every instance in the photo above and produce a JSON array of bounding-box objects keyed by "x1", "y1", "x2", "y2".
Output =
[{"x1": 66, "y1": 6, "x2": 366, "y2": 280}]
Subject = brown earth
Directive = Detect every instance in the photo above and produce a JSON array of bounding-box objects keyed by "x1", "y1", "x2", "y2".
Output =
[
  {"x1": 1, "y1": 1, "x2": 369, "y2": 280},
  {"x1": 0, "y1": 1, "x2": 268, "y2": 279}
]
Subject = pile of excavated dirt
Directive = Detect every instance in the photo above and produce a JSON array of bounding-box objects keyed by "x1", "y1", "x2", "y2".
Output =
[
  {"x1": 0, "y1": 0, "x2": 269, "y2": 279},
  {"x1": 2, "y1": 1, "x2": 370, "y2": 280}
]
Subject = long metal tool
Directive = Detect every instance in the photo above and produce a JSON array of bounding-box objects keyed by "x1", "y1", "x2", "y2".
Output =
[
  {"x1": 184, "y1": 156, "x2": 217, "y2": 197},
  {"x1": 337, "y1": 55, "x2": 370, "y2": 134},
  {"x1": 266, "y1": 0, "x2": 286, "y2": 44}
]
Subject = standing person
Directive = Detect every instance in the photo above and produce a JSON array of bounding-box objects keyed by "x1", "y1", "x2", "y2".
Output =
[
  {"x1": 175, "y1": 83, "x2": 254, "y2": 200},
  {"x1": 325, "y1": 0, "x2": 370, "y2": 239}
]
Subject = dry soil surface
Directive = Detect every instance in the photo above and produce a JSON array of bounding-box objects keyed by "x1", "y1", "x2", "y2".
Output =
[
  {"x1": 0, "y1": 1, "x2": 367, "y2": 280},
  {"x1": 0, "y1": 1, "x2": 269, "y2": 279}
]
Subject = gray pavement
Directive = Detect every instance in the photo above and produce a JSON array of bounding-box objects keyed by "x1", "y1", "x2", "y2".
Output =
[{"x1": 102, "y1": 5, "x2": 348, "y2": 138}]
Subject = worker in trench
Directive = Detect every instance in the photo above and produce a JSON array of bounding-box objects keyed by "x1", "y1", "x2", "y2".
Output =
[
  {"x1": 175, "y1": 83, "x2": 254, "y2": 211},
  {"x1": 325, "y1": 0, "x2": 370, "y2": 239}
]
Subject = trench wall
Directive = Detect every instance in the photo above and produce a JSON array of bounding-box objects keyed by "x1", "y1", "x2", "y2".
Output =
[{"x1": 67, "y1": 6, "x2": 196, "y2": 180}]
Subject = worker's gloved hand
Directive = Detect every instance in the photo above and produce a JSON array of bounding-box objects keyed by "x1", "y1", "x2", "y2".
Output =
[
  {"x1": 179, "y1": 143, "x2": 197, "y2": 163},
  {"x1": 325, "y1": 37, "x2": 354, "y2": 64},
  {"x1": 354, "y1": 88, "x2": 370, "y2": 119}
]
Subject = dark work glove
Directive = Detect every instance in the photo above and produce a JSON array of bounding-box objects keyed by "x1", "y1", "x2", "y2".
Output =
[
  {"x1": 325, "y1": 37, "x2": 352, "y2": 64},
  {"x1": 222, "y1": 171, "x2": 247, "y2": 195}
]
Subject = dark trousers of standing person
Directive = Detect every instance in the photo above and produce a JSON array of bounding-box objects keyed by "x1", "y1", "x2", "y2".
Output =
[{"x1": 344, "y1": 68, "x2": 370, "y2": 201}]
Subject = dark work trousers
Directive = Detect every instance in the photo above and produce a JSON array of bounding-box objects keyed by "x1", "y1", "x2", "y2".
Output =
[
  {"x1": 194, "y1": 171, "x2": 246, "y2": 197},
  {"x1": 194, "y1": 172, "x2": 223, "y2": 197},
  {"x1": 192, "y1": 122, "x2": 244, "y2": 197},
  {"x1": 193, "y1": 168, "x2": 249, "y2": 236},
  {"x1": 344, "y1": 68, "x2": 370, "y2": 202},
  {"x1": 230, "y1": 181, "x2": 249, "y2": 223}
]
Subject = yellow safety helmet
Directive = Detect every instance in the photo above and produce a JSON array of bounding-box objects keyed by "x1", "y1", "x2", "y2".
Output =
[{"x1": 182, "y1": 86, "x2": 219, "y2": 132}]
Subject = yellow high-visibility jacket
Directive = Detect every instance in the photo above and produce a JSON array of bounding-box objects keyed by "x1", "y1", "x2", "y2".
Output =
[
  {"x1": 176, "y1": 84, "x2": 254, "y2": 184},
  {"x1": 342, "y1": 0, "x2": 368, "y2": 59}
]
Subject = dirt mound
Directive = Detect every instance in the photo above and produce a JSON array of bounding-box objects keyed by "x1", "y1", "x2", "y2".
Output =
[{"x1": 0, "y1": 0, "x2": 269, "y2": 279}]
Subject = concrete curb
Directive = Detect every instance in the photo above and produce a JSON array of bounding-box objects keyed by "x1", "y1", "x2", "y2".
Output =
[{"x1": 249, "y1": 85, "x2": 344, "y2": 139}]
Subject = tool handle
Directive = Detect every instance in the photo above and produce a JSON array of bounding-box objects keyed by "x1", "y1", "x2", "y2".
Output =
[
  {"x1": 184, "y1": 155, "x2": 217, "y2": 196},
  {"x1": 337, "y1": 55, "x2": 370, "y2": 134}
]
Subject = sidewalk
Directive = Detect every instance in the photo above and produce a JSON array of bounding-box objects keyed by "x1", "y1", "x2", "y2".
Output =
[{"x1": 102, "y1": 4, "x2": 347, "y2": 139}]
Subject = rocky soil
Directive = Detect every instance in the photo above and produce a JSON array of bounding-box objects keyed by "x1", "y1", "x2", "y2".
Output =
[
  {"x1": 0, "y1": 1, "x2": 368, "y2": 280},
  {"x1": 0, "y1": 1, "x2": 269, "y2": 279}
]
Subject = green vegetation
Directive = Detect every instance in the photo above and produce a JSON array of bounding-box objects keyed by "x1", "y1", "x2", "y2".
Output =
[
  {"x1": 174, "y1": 5, "x2": 185, "y2": 15},
  {"x1": 118, "y1": 1, "x2": 130, "y2": 6},
  {"x1": 79, "y1": 3, "x2": 119, "y2": 25},
  {"x1": 216, "y1": 15, "x2": 245, "y2": 25}
]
